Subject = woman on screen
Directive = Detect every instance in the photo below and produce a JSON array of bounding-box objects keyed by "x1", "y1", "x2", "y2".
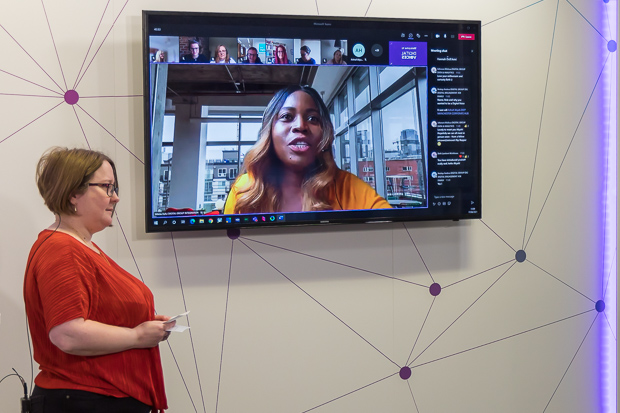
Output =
[
  {"x1": 213, "y1": 44, "x2": 236, "y2": 63},
  {"x1": 326, "y1": 49, "x2": 347, "y2": 65},
  {"x1": 272, "y1": 45, "x2": 291, "y2": 64},
  {"x1": 224, "y1": 85, "x2": 391, "y2": 213}
]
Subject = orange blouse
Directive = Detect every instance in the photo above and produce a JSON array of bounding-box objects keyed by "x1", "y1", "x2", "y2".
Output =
[{"x1": 224, "y1": 169, "x2": 392, "y2": 213}]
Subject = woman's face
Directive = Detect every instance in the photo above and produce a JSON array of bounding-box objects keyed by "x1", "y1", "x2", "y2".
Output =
[
  {"x1": 218, "y1": 46, "x2": 227, "y2": 59},
  {"x1": 272, "y1": 91, "x2": 323, "y2": 173},
  {"x1": 247, "y1": 49, "x2": 258, "y2": 63},
  {"x1": 71, "y1": 161, "x2": 119, "y2": 234},
  {"x1": 276, "y1": 47, "x2": 285, "y2": 59},
  {"x1": 189, "y1": 44, "x2": 200, "y2": 59},
  {"x1": 334, "y1": 50, "x2": 342, "y2": 61}
]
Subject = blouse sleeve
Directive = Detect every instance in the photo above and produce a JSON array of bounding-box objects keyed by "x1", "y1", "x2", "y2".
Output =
[
  {"x1": 34, "y1": 240, "x2": 94, "y2": 333},
  {"x1": 336, "y1": 171, "x2": 393, "y2": 210},
  {"x1": 224, "y1": 182, "x2": 239, "y2": 214},
  {"x1": 224, "y1": 174, "x2": 250, "y2": 214}
]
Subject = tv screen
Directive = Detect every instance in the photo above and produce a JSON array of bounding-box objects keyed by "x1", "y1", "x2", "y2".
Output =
[{"x1": 143, "y1": 11, "x2": 481, "y2": 232}]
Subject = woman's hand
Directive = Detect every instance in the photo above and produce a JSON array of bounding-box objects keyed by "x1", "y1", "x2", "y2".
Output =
[
  {"x1": 156, "y1": 314, "x2": 174, "y2": 341},
  {"x1": 134, "y1": 316, "x2": 175, "y2": 348}
]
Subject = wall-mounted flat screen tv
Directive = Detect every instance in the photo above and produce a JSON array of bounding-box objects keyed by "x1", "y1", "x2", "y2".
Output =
[{"x1": 143, "y1": 11, "x2": 481, "y2": 232}]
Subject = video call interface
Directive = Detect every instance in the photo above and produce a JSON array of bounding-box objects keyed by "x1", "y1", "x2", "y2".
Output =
[{"x1": 144, "y1": 12, "x2": 481, "y2": 232}]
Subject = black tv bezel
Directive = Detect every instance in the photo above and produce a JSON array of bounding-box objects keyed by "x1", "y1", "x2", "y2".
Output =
[{"x1": 142, "y1": 10, "x2": 482, "y2": 233}]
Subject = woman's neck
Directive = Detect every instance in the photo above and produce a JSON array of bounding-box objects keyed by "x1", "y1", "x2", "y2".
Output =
[
  {"x1": 53, "y1": 215, "x2": 93, "y2": 245},
  {"x1": 280, "y1": 168, "x2": 305, "y2": 188},
  {"x1": 278, "y1": 169, "x2": 307, "y2": 211}
]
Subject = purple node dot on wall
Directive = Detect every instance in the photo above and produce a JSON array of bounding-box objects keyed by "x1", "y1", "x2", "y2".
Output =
[
  {"x1": 64, "y1": 90, "x2": 80, "y2": 105},
  {"x1": 608, "y1": 40, "x2": 617, "y2": 53},
  {"x1": 227, "y1": 228, "x2": 240, "y2": 240},
  {"x1": 604, "y1": 0, "x2": 610, "y2": 4},
  {"x1": 595, "y1": 300, "x2": 605, "y2": 312},
  {"x1": 515, "y1": 250, "x2": 526, "y2": 263},
  {"x1": 429, "y1": 283, "x2": 441, "y2": 296},
  {"x1": 399, "y1": 366, "x2": 412, "y2": 380}
]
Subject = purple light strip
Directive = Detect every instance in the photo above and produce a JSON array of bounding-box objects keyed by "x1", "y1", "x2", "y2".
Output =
[
  {"x1": 602, "y1": 252, "x2": 616, "y2": 301},
  {"x1": 600, "y1": 1, "x2": 617, "y2": 410},
  {"x1": 602, "y1": 312, "x2": 616, "y2": 341}
]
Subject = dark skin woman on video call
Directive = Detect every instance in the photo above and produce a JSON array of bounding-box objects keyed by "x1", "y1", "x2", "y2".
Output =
[{"x1": 224, "y1": 85, "x2": 391, "y2": 214}]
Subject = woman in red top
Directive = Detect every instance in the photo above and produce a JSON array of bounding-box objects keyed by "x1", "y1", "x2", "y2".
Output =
[
  {"x1": 24, "y1": 147, "x2": 174, "y2": 413},
  {"x1": 273, "y1": 44, "x2": 291, "y2": 64}
]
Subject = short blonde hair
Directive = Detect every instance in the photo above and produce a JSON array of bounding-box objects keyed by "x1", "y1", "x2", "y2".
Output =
[{"x1": 36, "y1": 147, "x2": 117, "y2": 215}]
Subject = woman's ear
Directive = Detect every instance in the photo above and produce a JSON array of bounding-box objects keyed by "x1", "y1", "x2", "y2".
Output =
[{"x1": 70, "y1": 192, "x2": 83, "y2": 212}]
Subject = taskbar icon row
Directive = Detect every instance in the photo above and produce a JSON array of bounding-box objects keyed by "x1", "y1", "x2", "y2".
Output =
[{"x1": 152, "y1": 214, "x2": 286, "y2": 227}]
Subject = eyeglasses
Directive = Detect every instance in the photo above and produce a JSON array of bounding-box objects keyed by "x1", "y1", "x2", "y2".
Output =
[{"x1": 88, "y1": 183, "x2": 119, "y2": 197}]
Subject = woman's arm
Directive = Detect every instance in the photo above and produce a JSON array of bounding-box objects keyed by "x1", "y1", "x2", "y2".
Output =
[{"x1": 49, "y1": 315, "x2": 174, "y2": 356}]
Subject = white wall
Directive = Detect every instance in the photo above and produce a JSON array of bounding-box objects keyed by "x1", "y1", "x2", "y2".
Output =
[{"x1": 0, "y1": 1, "x2": 616, "y2": 412}]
